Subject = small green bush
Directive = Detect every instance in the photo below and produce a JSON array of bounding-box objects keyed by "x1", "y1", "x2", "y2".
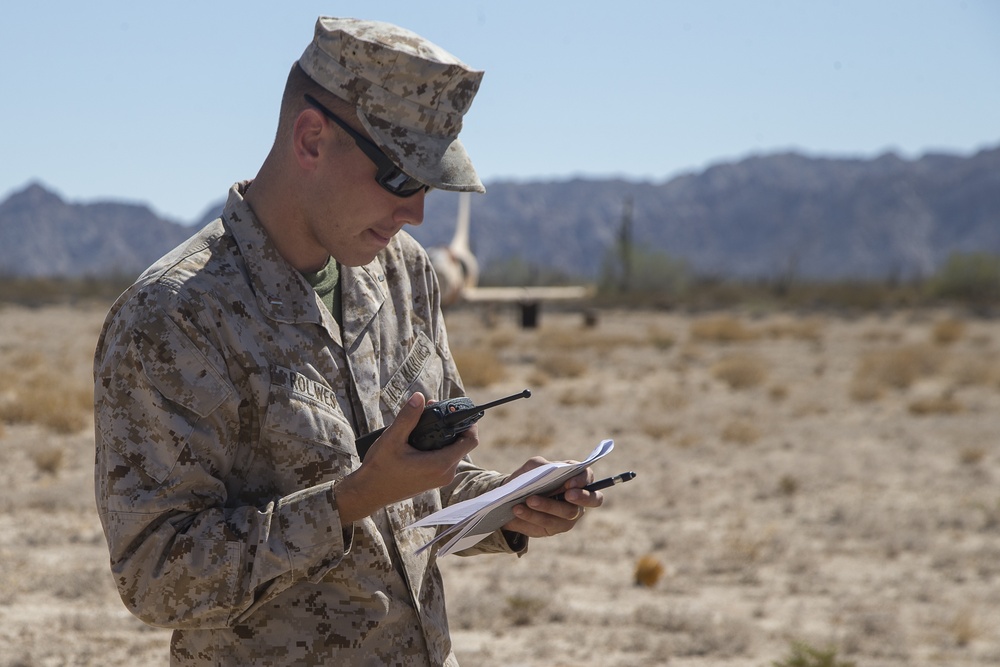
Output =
[{"x1": 772, "y1": 641, "x2": 855, "y2": 667}]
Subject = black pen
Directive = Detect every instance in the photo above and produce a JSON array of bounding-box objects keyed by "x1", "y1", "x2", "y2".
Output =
[{"x1": 550, "y1": 471, "x2": 636, "y2": 502}]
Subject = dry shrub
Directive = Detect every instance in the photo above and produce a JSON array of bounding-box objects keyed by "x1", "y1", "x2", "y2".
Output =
[
  {"x1": 959, "y1": 446, "x2": 986, "y2": 466},
  {"x1": 451, "y1": 347, "x2": 507, "y2": 387},
  {"x1": 557, "y1": 386, "x2": 600, "y2": 407},
  {"x1": 711, "y1": 354, "x2": 768, "y2": 390},
  {"x1": 777, "y1": 474, "x2": 799, "y2": 496},
  {"x1": 764, "y1": 317, "x2": 825, "y2": 342},
  {"x1": 852, "y1": 343, "x2": 943, "y2": 392},
  {"x1": 721, "y1": 419, "x2": 761, "y2": 445},
  {"x1": 535, "y1": 352, "x2": 587, "y2": 379},
  {"x1": 640, "y1": 419, "x2": 677, "y2": 441},
  {"x1": 525, "y1": 368, "x2": 550, "y2": 388},
  {"x1": 635, "y1": 554, "x2": 665, "y2": 587},
  {"x1": 647, "y1": 325, "x2": 677, "y2": 350},
  {"x1": 0, "y1": 370, "x2": 93, "y2": 434},
  {"x1": 769, "y1": 384, "x2": 789, "y2": 401},
  {"x1": 849, "y1": 376, "x2": 884, "y2": 403},
  {"x1": 908, "y1": 395, "x2": 963, "y2": 416},
  {"x1": 932, "y1": 317, "x2": 966, "y2": 345},
  {"x1": 690, "y1": 315, "x2": 758, "y2": 343},
  {"x1": 539, "y1": 328, "x2": 637, "y2": 353},
  {"x1": 486, "y1": 330, "x2": 515, "y2": 349},
  {"x1": 948, "y1": 607, "x2": 980, "y2": 647},
  {"x1": 949, "y1": 354, "x2": 997, "y2": 387},
  {"x1": 861, "y1": 327, "x2": 903, "y2": 343},
  {"x1": 504, "y1": 594, "x2": 549, "y2": 627},
  {"x1": 32, "y1": 447, "x2": 65, "y2": 476}
]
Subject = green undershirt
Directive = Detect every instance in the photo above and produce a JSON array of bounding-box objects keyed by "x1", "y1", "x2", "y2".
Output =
[{"x1": 302, "y1": 257, "x2": 342, "y2": 326}]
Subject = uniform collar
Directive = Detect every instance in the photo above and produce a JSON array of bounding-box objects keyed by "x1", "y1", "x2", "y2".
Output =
[{"x1": 221, "y1": 182, "x2": 386, "y2": 346}]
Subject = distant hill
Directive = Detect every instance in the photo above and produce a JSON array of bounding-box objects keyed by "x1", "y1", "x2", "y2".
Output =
[
  {"x1": 2, "y1": 144, "x2": 998, "y2": 281},
  {"x1": 0, "y1": 183, "x2": 192, "y2": 278}
]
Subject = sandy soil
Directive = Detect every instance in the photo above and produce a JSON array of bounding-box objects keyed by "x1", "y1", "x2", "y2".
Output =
[{"x1": 1, "y1": 301, "x2": 999, "y2": 666}]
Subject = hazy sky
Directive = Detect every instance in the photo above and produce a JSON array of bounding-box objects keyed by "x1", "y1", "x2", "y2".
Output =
[{"x1": 2, "y1": 1, "x2": 998, "y2": 222}]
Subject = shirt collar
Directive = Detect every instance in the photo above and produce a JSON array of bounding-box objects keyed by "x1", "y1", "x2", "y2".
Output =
[{"x1": 221, "y1": 182, "x2": 386, "y2": 346}]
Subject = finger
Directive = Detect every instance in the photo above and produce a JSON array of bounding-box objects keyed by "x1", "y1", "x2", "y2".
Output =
[
  {"x1": 505, "y1": 504, "x2": 577, "y2": 537},
  {"x1": 385, "y1": 392, "x2": 425, "y2": 443},
  {"x1": 555, "y1": 488, "x2": 605, "y2": 508}
]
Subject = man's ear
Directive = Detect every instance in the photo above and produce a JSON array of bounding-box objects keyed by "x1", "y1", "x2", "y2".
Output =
[{"x1": 291, "y1": 108, "x2": 324, "y2": 171}]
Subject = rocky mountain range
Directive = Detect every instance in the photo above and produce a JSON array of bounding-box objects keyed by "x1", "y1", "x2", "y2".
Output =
[{"x1": 2, "y1": 143, "x2": 997, "y2": 282}]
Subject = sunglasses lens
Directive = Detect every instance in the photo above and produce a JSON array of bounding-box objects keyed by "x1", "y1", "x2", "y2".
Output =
[{"x1": 379, "y1": 167, "x2": 428, "y2": 198}]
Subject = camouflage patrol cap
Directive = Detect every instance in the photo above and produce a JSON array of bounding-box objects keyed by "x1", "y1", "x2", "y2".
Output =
[{"x1": 298, "y1": 17, "x2": 486, "y2": 193}]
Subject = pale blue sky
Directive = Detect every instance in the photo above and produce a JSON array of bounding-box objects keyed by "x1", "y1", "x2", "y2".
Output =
[{"x1": 2, "y1": 1, "x2": 998, "y2": 222}]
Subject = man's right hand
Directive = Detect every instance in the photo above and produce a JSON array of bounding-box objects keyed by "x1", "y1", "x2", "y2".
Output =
[{"x1": 333, "y1": 392, "x2": 479, "y2": 524}]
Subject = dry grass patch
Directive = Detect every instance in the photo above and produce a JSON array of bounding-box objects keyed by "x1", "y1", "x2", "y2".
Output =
[
  {"x1": 537, "y1": 327, "x2": 640, "y2": 354},
  {"x1": 535, "y1": 352, "x2": 587, "y2": 380},
  {"x1": 634, "y1": 554, "x2": 666, "y2": 587},
  {"x1": 451, "y1": 347, "x2": 507, "y2": 387},
  {"x1": 711, "y1": 353, "x2": 768, "y2": 390},
  {"x1": 647, "y1": 325, "x2": 677, "y2": 350},
  {"x1": 908, "y1": 394, "x2": 963, "y2": 416},
  {"x1": 32, "y1": 447, "x2": 65, "y2": 476},
  {"x1": 690, "y1": 315, "x2": 758, "y2": 344},
  {"x1": 958, "y1": 446, "x2": 986, "y2": 466},
  {"x1": 721, "y1": 419, "x2": 761, "y2": 445},
  {"x1": 0, "y1": 369, "x2": 92, "y2": 434},
  {"x1": 852, "y1": 343, "x2": 944, "y2": 394},
  {"x1": 763, "y1": 316, "x2": 825, "y2": 342},
  {"x1": 931, "y1": 317, "x2": 967, "y2": 345},
  {"x1": 948, "y1": 354, "x2": 998, "y2": 387}
]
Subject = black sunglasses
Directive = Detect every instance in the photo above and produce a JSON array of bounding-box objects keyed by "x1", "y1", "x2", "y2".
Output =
[{"x1": 304, "y1": 94, "x2": 429, "y2": 198}]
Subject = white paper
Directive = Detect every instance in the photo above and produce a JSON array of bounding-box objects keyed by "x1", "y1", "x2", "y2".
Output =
[{"x1": 409, "y1": 439, "x2": 614, "y2": 556}]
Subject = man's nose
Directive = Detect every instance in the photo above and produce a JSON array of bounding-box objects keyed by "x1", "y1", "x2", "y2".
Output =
[{"x1": 394, "y1": 189, "x2": 426, "y2": 227}]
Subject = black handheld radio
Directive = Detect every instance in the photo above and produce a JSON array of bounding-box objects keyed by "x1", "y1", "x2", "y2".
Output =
[{"x1": 355, "y1": 389, "x2": 531, "y2": 459}]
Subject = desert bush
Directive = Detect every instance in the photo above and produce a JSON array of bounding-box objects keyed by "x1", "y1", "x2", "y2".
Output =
[
  {"x1": 690, "y1": 315, "x2": 758, "y2": 343},
  {"x1": 948, "y1": 354, "x2": 997, "y2": 387},
  {"x1": 772, "y1": 641, "x2": 856, "y2": 667},
  {"x1": 451, "y1": 347, "x2": 507, "y2": 387},
  {"x1": 0, "y1": 370, "x2": 92, "y2": 434},
  {"x1": 721, "y1": 419, "x2": 761, "y2": 445},
  {"x1": 712, "y1": 354, "x2": 768, "y2": 390},
  {"x1": 958, "y1": 446, "x2": 986, "y2": 466},
  {"x1": 778, "y1": 474, "x2": 799, "y2": 496},
  {"x1": 634, "y1": 554, "x2": 665, "y2": 587},
  {"x1": 503, "y1": 594, "x2": 549, "y2": 626},
  {"x1": 32, "y1": 448, "x2": 65, "y2": 476},
  {"x1": 948, "y1": 607, "x2": 981, "y2": 647},
  {"x1": 535, "y1": 353, "x2": 587, "y2": 379},
  {"x1": 852, "y1": 343, "x2": 943, "y2": 393},
  {"x1": 764, "y1": 317, "x2": 825, "y2": 342},
  {"x1": 931, "y1": 317, "x2": 966, "y2": 345},
  {"x1": 928, "y1": 252, "x2": 1000, "y2": 304},
  {"x1": 908, "y1": 395, "x2": 963, "y2": 416},
  {"x1": 647, "y1": 325, "x2": 677, "y2": 350}
]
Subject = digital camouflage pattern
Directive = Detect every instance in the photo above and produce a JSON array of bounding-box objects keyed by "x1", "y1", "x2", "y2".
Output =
[
  {"x1": 298, "y1": 16, "x2": 486, "y2": 193},
  {"x1": 94, "y1": 182, "x2": 522, "y2": 666}
]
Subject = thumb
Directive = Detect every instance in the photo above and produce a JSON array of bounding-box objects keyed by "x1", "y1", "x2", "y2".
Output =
[{"x1": 385, "y1": 392, "x2": 426, "y2": 443}]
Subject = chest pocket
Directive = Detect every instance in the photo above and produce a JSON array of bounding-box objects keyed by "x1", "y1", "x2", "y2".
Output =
[
  {"x1": 257, "y1": 368, "x2": 357, "y2": 494},
  {"x1": 381, "y1": 331, "x2": 444, "y2": 412}
]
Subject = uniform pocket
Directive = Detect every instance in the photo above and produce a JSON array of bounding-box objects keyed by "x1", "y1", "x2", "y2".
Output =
[
  {"x1": 259, "y1": 375, "x2": 357, "y2": 490},
  {"x1": 381, "y1": 331, "x2": 445, "y2": 412}
]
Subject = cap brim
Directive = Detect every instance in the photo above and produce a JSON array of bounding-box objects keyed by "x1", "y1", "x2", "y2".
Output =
[{"x1": 359, "y1": 113, "x2": 485, "y2": 194}]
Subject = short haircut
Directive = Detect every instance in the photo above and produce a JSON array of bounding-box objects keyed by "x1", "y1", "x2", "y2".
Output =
[{"x1": 275, "y1": 62, "x2": 356, "y2": 147}]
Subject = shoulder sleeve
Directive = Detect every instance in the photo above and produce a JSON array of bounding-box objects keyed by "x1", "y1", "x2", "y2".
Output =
[{"x1": 94, "y1": 288, "x2": 350, "y2": 629}]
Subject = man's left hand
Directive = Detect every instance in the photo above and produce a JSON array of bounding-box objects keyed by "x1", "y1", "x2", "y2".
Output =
[{"x1": 502, "y1": 457, "x2": 604, "y2": 538}]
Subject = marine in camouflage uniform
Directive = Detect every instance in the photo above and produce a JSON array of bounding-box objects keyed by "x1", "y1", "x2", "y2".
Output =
[{"x1": 94, "y1": 17, "x2": 598, "y2": 667}]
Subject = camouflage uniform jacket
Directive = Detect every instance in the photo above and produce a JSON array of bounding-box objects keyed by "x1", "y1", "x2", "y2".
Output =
[{"x1": 93, "y1": 182, "x2": 521, "y2": 666}]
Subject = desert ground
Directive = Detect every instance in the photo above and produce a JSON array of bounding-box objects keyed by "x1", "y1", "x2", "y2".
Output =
[{"x1": 1, "y1": 300, "x2": 999, "y2": 666}]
